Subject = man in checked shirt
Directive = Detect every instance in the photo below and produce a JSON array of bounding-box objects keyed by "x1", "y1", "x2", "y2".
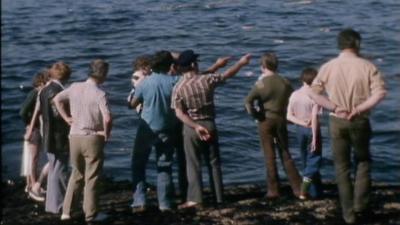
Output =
[{"x1": 172, "y1": 50, "x2": 251, "y2": 209}]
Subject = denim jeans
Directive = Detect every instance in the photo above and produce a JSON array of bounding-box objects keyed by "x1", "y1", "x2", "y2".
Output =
[
  {"x1": 131, "y1": 120, "x2": 174, "y2": 210},
  {"x1": 295, "y1": 125, "x2": 322, "y2": 198}
]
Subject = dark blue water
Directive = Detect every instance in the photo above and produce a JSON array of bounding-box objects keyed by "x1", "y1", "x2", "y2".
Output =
[{"x1": 2, "y1": 0, "x2": 400, "y2": 185}]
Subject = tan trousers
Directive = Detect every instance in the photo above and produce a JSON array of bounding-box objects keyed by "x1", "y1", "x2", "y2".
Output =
[{"x1": 62, "y1": 135, "x2": 104, "y2": 221}]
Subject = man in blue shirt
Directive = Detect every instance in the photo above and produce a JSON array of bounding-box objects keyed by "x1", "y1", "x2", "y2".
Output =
[{"x1": 129, "y1": 51, "x2": 179, "y2": 212}]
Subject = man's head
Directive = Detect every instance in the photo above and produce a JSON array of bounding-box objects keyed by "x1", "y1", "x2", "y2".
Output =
[
  {"x1": 260, "y1": 53, "x2": 278, "y2": 72},
  {"x1": 49, "y1": 61, "x2": 71, "y2": 82},
  {"x1": 151, "y1": 50, "x2": 175, "y2": 74},
  {"x1": 300, "y1": 67, "x2": 318, "y2": 85},
  {"x1": 132, "y1": 55, "x2": 152, "y2": 75},
  {"x1": 176, "y1": 50, "x2": 199, "y2": 74},
  {"x1": 337, "y1": 28, "x2": 361, "y2": 51},
  {"x1": 88, "y1": 59, "x2": 109, "y2": 83}
]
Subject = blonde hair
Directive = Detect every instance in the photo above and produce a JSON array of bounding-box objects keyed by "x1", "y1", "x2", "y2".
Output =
[{"x1": 50, "y1": 61, "x2": 71, "y2": 80}]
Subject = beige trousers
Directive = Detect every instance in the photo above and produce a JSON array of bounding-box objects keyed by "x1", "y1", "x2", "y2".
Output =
[{"x1": 62, "y1": 135, "x2": 104, "y2": 221}]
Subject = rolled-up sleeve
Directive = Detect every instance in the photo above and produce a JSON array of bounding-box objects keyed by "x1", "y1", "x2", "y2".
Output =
[
  {"x1": 311, "y1": 65, "x2": 328, "y2": 94},
  {"x1": 173, "y1": 89, "x2": 185, "y2": 110},
  {"x1": 369, "y1": 66, "x2": 386, "y2": 95},
  {"x1": 208, "y1": 73, "x2": 225, "y2": 87}
]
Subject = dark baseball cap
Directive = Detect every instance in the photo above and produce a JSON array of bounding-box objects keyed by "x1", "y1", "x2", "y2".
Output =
[{"x1": 177, "y1": 50, "x2": 199, "y2": 67}]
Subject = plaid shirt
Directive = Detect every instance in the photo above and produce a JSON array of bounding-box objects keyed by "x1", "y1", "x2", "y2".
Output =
[{"x1": 172, "y1": 73, "x2": 224, "y2": 120}]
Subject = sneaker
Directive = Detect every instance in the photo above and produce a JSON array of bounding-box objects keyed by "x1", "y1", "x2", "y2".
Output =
[
  {"x1": 60, "y1": 214, "x2": 71, "y2": 221},
  {"x1": 178, "y1": 201, "x2": 201, "y2": 209},
  {"x1": 88, "y1": 212, "x2": 109, "y2": 222},
  {"x1": 28, "y1": 189, "x2": 45, "y2": 202},
  {"x1": 159, "y1": 207, "x2": 172, "y2": 212},
  {"x1": 299, "y1": 193, "x2": 308, "y2": 200}
]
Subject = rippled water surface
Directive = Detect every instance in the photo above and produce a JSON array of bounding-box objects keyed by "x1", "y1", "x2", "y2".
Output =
[{"x1": 2, "y1": 0, "x2": 400, "y2": 184}]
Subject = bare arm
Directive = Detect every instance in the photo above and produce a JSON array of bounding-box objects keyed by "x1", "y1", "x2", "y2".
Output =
[
  {"x1": 175, "y1": 107, "x2": 211, "y2": 141},
  {"x1": 102, "y1": 111, "x2": 112, "y2": 141},
  {"x1": 25, "y1": 100, "x2": 41, "y2": 140},
  {"x1": 311, "y1": 104, "x2": 320, "y2": 152},
  {"x1": 202, "y1": 56, "x2": 231, "y2": 74},
  {"x1": 221, "y1": 54, "x2": 251, "y2": 80}
]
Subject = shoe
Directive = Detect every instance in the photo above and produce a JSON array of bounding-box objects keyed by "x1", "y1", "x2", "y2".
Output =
[
  {"x1": 28, "y1": 189, "x2": 45, "y2": 202},
  {"x1": 178, "y1": 201, "x2": 201, "y2": 209},
  {"x1": 159, "y1": 207, "x2": 172, "y2": 213},
  {"x1": 299, "y1": 193, "x2": 308, "y2": 200},
  {"x1": 60, "y1": 214, "x2": 71, "y2": 221},
  {"x1": 299, "y1": 177, "x2": 312, "y2": 200},
  {"x1": 132, "y1": 206, "x2": 146, "y2": 213},
  {"x1": 87, "y1": 212, "x2": 109, "y2": 222}
]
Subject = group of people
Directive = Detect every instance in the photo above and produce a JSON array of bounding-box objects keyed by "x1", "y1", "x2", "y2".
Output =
[{"x1": 20, "y1": 28, "x2": 386, "y2": 224}]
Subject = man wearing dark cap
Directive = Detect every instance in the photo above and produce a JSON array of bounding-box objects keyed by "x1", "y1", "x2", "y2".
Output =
[
  {"x1": 172, "y1": 50, "x2": 251, "y2": 208},
  {"x1": 129, "y1": 50, "x2": 180, "y2": 212},
  {"x1": 54, "y1": 59, "x2": 112, "y2": 222}
]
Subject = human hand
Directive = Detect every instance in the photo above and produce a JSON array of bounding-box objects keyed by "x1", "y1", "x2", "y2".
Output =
[
  {"x1": 24, "y1": 129, "x2": 32, "y2": 141},
  {"x1": 64, "y1": 116, "x2": 73, "y2": 126},
  {"x1": 215, "y1": 56, "x2": 232, "y2": 68},
  {"x1": 334, "y1": 106, "x2": 349, "y2": 119},
  {"x1": 96, "y1": 131, "x2": 109, "y2": 141},
  {"x1": 195, "y1": 125, "x2": 211, "y2": 141},
  {"x1": 311, "y1": 138, "x2": 317, "y2": 152},
  {"x1": 346, "y1": 108, "x2": 360, "y2": 121},
  {"x1": 239, "y1": 54, "x2": 252, "y2": 66},
  {"x1": 304, "y1": 119, "x2": 311, "y2": 128}
]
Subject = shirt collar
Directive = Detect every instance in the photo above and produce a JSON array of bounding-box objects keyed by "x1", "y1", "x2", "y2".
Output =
[
  {"x1": 339, "y1": 50, "x2": 358, "y2": 58},
  {"x1": 51, "y1": 79, "x2": 65, "y2": 89},
  {"x1": 183, "y1": 72, "x2": 197, "y2": 79},
  {"x1": 86, "y1": 78, "x2": 98, "y2": 86}
]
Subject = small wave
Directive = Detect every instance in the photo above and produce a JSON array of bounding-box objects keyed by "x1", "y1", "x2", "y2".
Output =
[
  {"x1": 319, "y1": 27, "x2": 331, "y2": 33},
  {"x1": 273, "y1": 39, "x2": 285, "y2": 44},
  {"x1": 285, "y1": 0, "x2": 314, "y2": 6}
]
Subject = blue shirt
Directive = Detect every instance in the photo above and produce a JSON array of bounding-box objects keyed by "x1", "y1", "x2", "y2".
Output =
[{"x1": 134, "y1": 73, "x2": 180, "y2": 132}]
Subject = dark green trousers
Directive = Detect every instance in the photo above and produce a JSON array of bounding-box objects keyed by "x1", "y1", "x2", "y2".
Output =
[{"x1": 329, "y1": 116, "x2": 371, "y2": 223}]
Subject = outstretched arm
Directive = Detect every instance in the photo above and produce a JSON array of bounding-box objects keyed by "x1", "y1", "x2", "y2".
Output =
[
  {"x1": 202, "y1": 56, "x2": 231, "y2": 74},
  {"x1": 221, "y1": 54, "x2": 251, "y2": 80}
]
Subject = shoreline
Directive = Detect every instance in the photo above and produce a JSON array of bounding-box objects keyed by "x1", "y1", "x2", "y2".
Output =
[{"x1": 2, "y1": 178, "x2": 400, "y2": 225}]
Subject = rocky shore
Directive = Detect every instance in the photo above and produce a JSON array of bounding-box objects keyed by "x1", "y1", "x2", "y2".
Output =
[{"x1": 2, "y1": 178, "x2": 400, "y2": 225}]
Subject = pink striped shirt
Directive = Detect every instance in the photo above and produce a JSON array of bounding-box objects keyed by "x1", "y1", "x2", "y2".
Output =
[
  {"x1": 287, "y1": 86, "x2": 321, "y2": 123},
  {"x1": 56, "y1": 79, "x2": 110, "y2": 135}
]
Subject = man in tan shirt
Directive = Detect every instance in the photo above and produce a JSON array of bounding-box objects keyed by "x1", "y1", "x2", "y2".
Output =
[{"x1": 307, "y1": 29, "x2": 386, "y2": 224}]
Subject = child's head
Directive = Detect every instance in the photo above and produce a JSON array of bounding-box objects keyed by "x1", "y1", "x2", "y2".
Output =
[
  {"x1": 260, "y1": 53, "x2": 278, "y2": 72},
  {"x1": 132, "y1": 55, "x2": 152, "y2": 76},
  {"x1": 49, "y1": 61, "x2": 71, "y2": 82},
  {"x1": 33, "y1": 69, "x2": 50, "y2": 88},
  {"x1": 300, "y1": 67, "x2": 318, "y2": 85}
]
